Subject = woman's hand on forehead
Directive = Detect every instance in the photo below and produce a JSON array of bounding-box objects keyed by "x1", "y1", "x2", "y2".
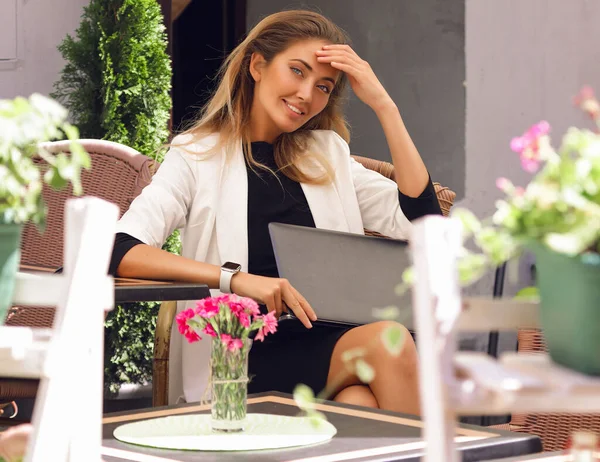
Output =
[{"x1": 315, "y1": 44, "x2": 394, "y2": 113}]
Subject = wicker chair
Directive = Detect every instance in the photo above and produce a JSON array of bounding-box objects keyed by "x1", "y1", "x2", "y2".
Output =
[
  {"x1": 491, "y1": 330, "x2": 600, "y2": 451},
  {"x1": 1, "y1": 140, "x2": 156, "y2": 412},
  {"x1": 151, "y1": 155, "x2": 457, "y2": 406},
  {"x1": 350, "y1": 155, "x2": 455, "y2": 217}
]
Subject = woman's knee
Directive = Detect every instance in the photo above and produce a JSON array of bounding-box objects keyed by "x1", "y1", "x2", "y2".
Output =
[
  {"x1": 334, "y1": 385, "x2": 379, "y2": 409},
  {"x1": 328, "y1": 321, "x2": 418, "y2": 385},
  {"x1": 367, "y1": 321, "x2": 418, "y2": 370}
]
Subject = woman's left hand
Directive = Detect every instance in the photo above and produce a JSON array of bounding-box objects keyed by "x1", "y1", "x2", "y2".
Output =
[{"x1": 316, "y1": 44, "x2": 394, "y2": 112}]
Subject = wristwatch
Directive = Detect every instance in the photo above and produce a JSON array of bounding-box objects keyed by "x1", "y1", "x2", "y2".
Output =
[{"x1": 219, "y1": 261, "x2": 242, "y2": 294}]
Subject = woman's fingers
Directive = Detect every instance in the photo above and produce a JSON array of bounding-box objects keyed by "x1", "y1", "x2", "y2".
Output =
[
  {"x1": 264, "y1": 289, "x2": 284, "y2": 317},
  {"x1": 291, "y1": 286, "x2": 317, "y2": 322},
  {"x1": 281, "y1": 283, "x2": 313, "y2": 329},
  {"x1": 273, "y1": 285, "x2": 284, "y2": 316},
  {"x1": 327, "y1": 60, "x2": 356, "y2": 74},
  {"x1": 323, "y1": 43, "x2": 361, "y2": 58},
  {"x1": 316, "y1": 49, "x2": 362, "y2": 67},
  {"x1": 316, "y1": 55, "x2": 366, "y2": 79},
  {"x1": 263, "y1": 294, "x2": 278, "y2": 317}
]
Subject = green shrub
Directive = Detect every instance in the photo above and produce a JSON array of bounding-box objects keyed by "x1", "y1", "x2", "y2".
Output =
[{"x1": 52, "y1": 0, "x2": 175, "y2": 395}]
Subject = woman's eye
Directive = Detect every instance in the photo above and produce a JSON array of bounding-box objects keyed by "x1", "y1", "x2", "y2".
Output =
[
  {"x1": 291, "y1": 67, "x2": 303, "y2": 76},
  {"x1": 317, "y1": 85, "x2": 331, "y2": 94}
]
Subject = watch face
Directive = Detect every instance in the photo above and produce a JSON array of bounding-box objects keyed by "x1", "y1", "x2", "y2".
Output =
[{"x1": 222, "y1": 261, "x2": 241, "y2": 272}]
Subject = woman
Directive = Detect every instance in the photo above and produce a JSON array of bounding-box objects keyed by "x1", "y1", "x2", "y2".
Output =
[{"x1": 110, "y1": 10, "x2": 442, "y2": 415}]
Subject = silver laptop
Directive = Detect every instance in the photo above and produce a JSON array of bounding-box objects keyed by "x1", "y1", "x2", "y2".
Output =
[{"x1": 268, "y1": 223, "x2": 414, "y2": 328}]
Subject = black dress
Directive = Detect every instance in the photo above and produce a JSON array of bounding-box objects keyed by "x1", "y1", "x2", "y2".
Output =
[{"x1": 108, "y1": 141, "x2": 442, "y2": 398}]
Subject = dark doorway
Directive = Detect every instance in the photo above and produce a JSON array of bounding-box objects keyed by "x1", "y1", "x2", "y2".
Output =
[{"x1": 171, "y1": 0, "x2": 247, "y2": 132}]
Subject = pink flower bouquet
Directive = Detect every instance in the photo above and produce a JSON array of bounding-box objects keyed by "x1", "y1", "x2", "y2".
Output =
[
  {"x1": 176, "y1": 294, "x2": 278, "y2": 432},
  {"x1": 176, "y1": 294, "x2": 278, "y2": 347}
]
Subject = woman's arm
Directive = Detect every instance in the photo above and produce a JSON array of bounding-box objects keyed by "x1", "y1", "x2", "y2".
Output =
[
  {"x1": 113, "y1": 235, "x2": 317, "y2": 328},
  {"x1": 373, "y1": 103, "x2": 429, "y2": 198},
  {"x1": 115, "y1": 240, "x2": 221, "y2": 287},
  {"x1": 316, "y1": 44, "x2": 430, "y2": 197}
]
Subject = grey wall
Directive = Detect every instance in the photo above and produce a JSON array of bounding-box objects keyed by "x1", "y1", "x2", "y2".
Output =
[
  {"x1": 464, "y1": 0, "x2": 600, "y2": 299},
  {"x1": 0, "y1": 0, "x2": 89, "y2": 99},
  {"x1": 247, "y1": 0, "x2": 466, "y2": 198}
]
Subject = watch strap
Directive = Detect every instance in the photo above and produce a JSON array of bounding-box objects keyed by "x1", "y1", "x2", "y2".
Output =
[{"x1": 220, "y1": 266, "x2": 240, "y2": 293}]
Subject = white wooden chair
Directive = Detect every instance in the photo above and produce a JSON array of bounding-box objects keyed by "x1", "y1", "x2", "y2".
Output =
[
  {"x1": 0, "y1": 197, "x2": 118, "y2": 462},
  {"x1": 410, "y1": 215, "x2": 600, "y2": 461}
]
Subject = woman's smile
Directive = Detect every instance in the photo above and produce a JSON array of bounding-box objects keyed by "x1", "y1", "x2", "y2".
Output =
[{"x1": 282, "y1": 99, "x2": 306, "y2": 119}]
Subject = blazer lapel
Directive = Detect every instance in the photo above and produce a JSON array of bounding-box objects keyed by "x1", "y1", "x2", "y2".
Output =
[
  {"x1": 301, "y1": 180, "x2": 349, "y2": 232},
  {"x1": 216, "y1": 143, "x2": 249, "y2": 271}
]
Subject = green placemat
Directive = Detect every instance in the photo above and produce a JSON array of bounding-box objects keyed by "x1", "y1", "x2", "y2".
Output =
[{"x1": 113, "y1": 413, "x2": 337, "y2": 451}]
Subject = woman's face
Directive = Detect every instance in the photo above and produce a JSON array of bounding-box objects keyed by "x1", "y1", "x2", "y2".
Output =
[{"x1": 249, "y1": 39, "x2": 340, "y2": 142}]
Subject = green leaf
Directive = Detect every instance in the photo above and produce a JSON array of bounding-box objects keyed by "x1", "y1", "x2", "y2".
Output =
[
  {"x1": 457, "y1": 252, "x2": 489, "y2": 285},
  {"x1": 514, "y1": 286, "x2": 539, "y2": 301},
  {"x1": 62, "y1": 123, "x2": 80, "y2": 141},
  {"x1": 372, "y1": 305, "x2": 400, "y2": 320},
  {"x1": 381, "y1": 324, "x2": 406, "y2": 356},
  {"x1": 307, "y1": 410, "x2": 328, "y2": 428},
  {"x1": 451, "y1": 208, "x2": 482, "y2": 237},
  {"x1": 355, "y1": 359, "x2": 375, "y2": 383},
  {"x1": 340, "y1": 347, "x2": 366, "y2": 363},
  {"x1": 293, "y1": 384, "x2": 316, "y2": 411},
  {"x1": 44, "y1": 167, "x2": 68, "y2": 190}
]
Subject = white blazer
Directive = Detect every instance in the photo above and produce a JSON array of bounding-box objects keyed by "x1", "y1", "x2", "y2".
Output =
[{"x1": 116, "y1": 129, "x2": 413, "y2": 403}]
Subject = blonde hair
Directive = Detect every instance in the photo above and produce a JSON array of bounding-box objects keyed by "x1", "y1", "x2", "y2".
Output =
[{"x1": 176, "y1": 10, "x2": 351, "y2": 184}]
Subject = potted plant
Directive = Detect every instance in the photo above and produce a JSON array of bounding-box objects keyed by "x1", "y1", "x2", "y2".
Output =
[
  {"x1": 52, "y1": 0, "x2": 172, "y2": 395},
  {"x1": 450, "y1": 86, "x2": 600, "y2": 375},
  {"x1": 0, "y1": 93, "x2": 90, "y2": 325}
]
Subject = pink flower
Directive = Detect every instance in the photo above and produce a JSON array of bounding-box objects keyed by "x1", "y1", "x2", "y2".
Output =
[
  {"x1": 176, "y1": 309, "x2": 201, "y2": 343},
  {"x1": 228, "y1": 338, "x2": 244, "y2": 352},
  {"x1": 227, "y1": 295, "x2": 245, "y2": 317},
  {"x1": 495, "y1": 177, "x2": 511, "y2": 192},
  {"x1": 574, "y1": 86, "x2": 600, "y2": 122},
  {"x1": 254, "y1": 328, "x2": 265, "y2": 342},
  {"x1": 575, "y1": 85, "x2": 595, "y2": 101},
  {"x1": 176, "y1": 309, "x2": 195, "y2": 334},
  {"x1": 220, "y1": 333, "x2": 232, "y2": 346},
  {"x1": 262, "y1": 311, "x2": 278, "y2": 335},
  {"x1": 514, "y1": 186, "x2": 525, "y2": 197},
  {"x1": 227, "y1": 294, "x2": 260, "y2": 326},
  {"x1": 202, "y1": 323, "x2": 217, "y2": 338},
  {"x1": 241, "y1": 298, "x2": 260, "y2": 316},
  {"x1": 215, "y1": 294, "x2": 231, "y2": 305},
  {"x1": 510, "y1": 121, "x2": 550, "y2": 173},
  {"x1": 195, "y1": 298, "x2": 220, "y2": 318},
  {"x1": 254, "y1": 311, "x2": 278, "y2": 342},
  {"x1": 184, "y1": 329, "x2": 201, "y2": 343},
  {"x1": 238, "y1": 311, "x2": 251, "y2": 328},
  {"x1": 219, "y1": 333, "x2": 244, "y2": 351}
]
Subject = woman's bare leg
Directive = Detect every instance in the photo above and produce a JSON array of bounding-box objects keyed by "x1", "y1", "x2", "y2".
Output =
[
  {"x1": 333, "y1": 385, "x2": 379, "y2": 408},
  {"x1": 326, "y1": 321, "x2": 420, "y2": 415}
]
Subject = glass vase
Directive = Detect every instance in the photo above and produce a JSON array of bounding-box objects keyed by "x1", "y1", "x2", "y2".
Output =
[{"x1": 210, "y1": 337, "x2": 251, "y2": 432}]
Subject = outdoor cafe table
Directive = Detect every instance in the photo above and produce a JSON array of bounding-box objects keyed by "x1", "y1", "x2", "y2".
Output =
[
  {"x1": 18, "y1": 264, "x2": 212, "y2": 303},
  {"x1": 100, "y1": 392, "x2": 542, "y2": 462}
]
